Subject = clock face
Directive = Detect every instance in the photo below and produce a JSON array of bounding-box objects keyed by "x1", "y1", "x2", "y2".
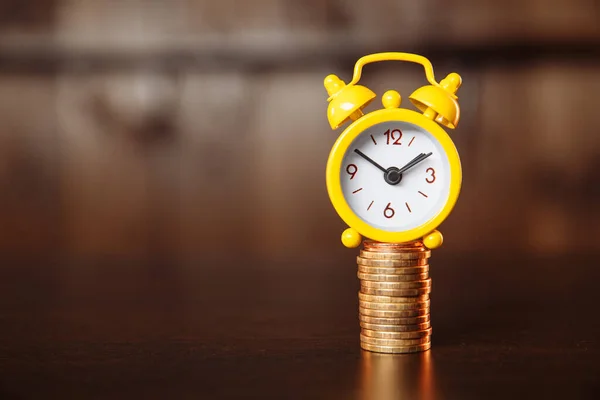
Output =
[{"x1": 340, "y1": 121, "x2": 452, "y2": 232}]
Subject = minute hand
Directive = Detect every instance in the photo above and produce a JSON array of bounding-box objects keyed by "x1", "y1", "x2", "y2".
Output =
[
  {"x1": 354, "y1": 149, "x2": 387, "y2": 173},
  {"x1": 397, "y1": 152, "x2": 433, "y2": 174}
]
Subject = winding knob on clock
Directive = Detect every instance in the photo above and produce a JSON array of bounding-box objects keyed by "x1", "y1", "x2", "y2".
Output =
[{"x1": 381, "y1": 90, "x2": 401, "y2": 109}]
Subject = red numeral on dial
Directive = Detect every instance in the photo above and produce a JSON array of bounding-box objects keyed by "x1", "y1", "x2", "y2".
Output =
[
  {"x1": 384, "y1": 203, "x2": 395, "y2": 218},
  {"x1": 383, "y1": 129, "x2": 402, "y2": 145},
  {"x1": 346, "y1": 164, "x2": 358, "y2": 179},
  {"x1": 426, "y1": 168, "x2": 436, "y2": 183}
]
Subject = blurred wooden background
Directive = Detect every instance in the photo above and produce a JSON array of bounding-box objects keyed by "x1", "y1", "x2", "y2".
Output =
[{"x1": 0, "y1": 0, "x2": 598, "y2": 264}]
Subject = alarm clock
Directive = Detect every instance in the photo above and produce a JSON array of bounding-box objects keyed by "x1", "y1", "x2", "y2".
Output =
[{"x1": 323, "y1": 53, "x2": 463, "y2": 249}]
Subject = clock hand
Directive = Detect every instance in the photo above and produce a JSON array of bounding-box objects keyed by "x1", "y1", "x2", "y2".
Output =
[
  {"x1": 397, "y1": 153, "x2": 427, "y2": 173},
  {"x1": 354, "y1": 149, "x2": 387, "y2": 173},
  {"x1": 397, "y1": 152, "x2": 433, "y2": 175}
]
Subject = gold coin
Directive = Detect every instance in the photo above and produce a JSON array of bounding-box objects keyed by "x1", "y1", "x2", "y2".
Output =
[
  {"x1": 359, "y1": 306, "x2": 429, "y2": 318},
  {"x1": 357, "y1": 272, "x2": 429, "y2": 282},
  {"x1": 362, "y1": 240, "x2": 424, "y2": 251},
  {"x1": 360, "y1": 286, "x2": 431, "y2": 297},
  {"x1": 360, "y1": 342, "x2": 431, "y2": 354},
  {"x1": 361, "y1": 279, "x2": 431, "y2": 289},
  {"x1": 359, "y1": 250, "x2": 431, "y2": 260},
  {"x1": 357, "y1": 257, "x2": 429, "y2": 267},
  {"x1": 358, "y1": 292, "x2": 429, "y2": 303},
  {"x1": 360, "y1": 321, "x2": 431, "y2": 332},
  {"x1": 359, "y1": 314, "x2": 430, "y2": 325},
  {"x1": 360, "y1": 334, "x2": 431, "y2": 346},
  {"x1": 357, "y1": 265, "x2": 429, "y2": 275},
  {"x1": 361, "y1": 327, "x2": 432, "y2": 339},
  {"x1": 359, "y1": 299, "x2": 430, "y2": 311}
]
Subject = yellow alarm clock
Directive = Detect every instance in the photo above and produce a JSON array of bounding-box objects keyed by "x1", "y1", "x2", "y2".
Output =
[{"x1": 324, "y1": 53, "x2": 463, "y2": 250}]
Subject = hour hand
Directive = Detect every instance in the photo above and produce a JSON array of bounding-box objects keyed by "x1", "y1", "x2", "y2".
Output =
[
  {"x1": 354, "y1": 149, "x2": 387, "y2": 173},
  {"x1": 397, "y1": 152, "x2": 433, "y2": 174}
]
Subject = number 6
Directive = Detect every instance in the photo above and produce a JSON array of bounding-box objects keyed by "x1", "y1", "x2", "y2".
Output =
[{"x1": 384, "y1": 203, "x2": 395, "y2": 218}]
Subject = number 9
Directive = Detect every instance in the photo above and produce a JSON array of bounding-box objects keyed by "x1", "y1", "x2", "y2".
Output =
[{"x1": 346, "y1": 164, "x2": 358, "y2": 180}]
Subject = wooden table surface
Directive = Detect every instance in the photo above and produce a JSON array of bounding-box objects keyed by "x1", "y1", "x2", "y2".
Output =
[{"x1": 0, "y1": 251, "x2": 598, "y2": 399}]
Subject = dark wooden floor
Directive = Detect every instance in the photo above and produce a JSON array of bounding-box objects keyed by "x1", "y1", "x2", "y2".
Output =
[{"x1": 0, "y1": 251, "x2": 598, "y2": 399}]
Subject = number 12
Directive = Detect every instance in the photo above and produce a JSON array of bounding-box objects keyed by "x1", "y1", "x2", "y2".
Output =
[{"x1": 383, "y1": 129, "x2": 402, "y2": 145}]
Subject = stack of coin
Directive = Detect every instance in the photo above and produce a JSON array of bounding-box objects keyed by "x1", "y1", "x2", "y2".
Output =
[{"x1": 358, "y1": 239, "x2": 432, "y2": 353}]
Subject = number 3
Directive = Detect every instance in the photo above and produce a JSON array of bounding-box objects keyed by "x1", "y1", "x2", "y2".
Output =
[{"x1": 426, "y1": 168, "x2": 436, "y2": 183}]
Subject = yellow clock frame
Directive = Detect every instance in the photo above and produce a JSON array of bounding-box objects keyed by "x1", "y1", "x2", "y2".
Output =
[
  {"x1": 323, "y1": 52, "x2": 463, "y2": 249},
  {"x1": 326, "y1": 106, "x2": 462, "y2": 246}
]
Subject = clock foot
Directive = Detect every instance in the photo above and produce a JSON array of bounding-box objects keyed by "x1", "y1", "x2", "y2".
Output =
[
  {"x1": 341, "y1": 228, "x2": 362, "y2": 248},
  {"x1": 423, "y1": 230, "x2": 443, "y2": 249}
]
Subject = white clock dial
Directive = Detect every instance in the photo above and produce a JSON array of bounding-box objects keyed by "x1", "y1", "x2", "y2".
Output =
[{"x1": 340, "y1": 121, "x2": 452, "y2": 232}]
